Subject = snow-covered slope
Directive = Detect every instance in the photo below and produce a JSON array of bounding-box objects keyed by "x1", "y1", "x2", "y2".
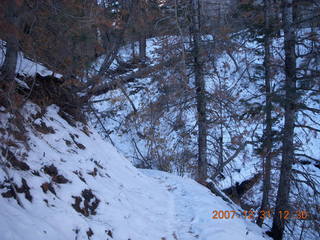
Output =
[{"x1": 0, "y1": 103, "x2": 269, "y2": 240}]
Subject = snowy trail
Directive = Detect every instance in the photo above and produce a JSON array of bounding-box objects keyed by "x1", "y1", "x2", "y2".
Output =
[{"x1": 143, "y1": 170, "x2": 270, "y2": 240}]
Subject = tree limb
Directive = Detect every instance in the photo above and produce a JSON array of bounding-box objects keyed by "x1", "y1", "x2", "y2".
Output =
[{"x1": 86, "y1": 56, "x2": 180, "y2": 98}]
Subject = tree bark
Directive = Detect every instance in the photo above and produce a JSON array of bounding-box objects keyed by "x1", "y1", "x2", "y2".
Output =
[
  {"x1": 257, "y1": 0, "x2": 273, "y2": 227},
  {"x1": 218, "y1": 78, "x2": 223, "y2": 173},
  {"x1": 139, "y1": 36, "x2": 147, "y2": 62},
  {"x1": 271, "y1": 0, "x2": 297, "y2": 239},
  {"x1": 191, "y1": 0, "x2": 207, "y2": 184},
  {"x1": 1, "y1": 1, "x2": 19, "y2": 83},
  {"x1": 1, "y1": 38, "x2": 18, "y2": 83}
]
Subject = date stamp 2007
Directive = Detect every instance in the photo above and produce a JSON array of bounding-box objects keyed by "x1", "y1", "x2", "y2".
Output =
[{"x1": 211, "y1": 210, "x2": 309, "y2": 220}]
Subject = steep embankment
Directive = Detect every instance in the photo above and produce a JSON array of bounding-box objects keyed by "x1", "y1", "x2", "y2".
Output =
[{"x1": 0, "y1": 103, "x2": 269, "y2": 240}]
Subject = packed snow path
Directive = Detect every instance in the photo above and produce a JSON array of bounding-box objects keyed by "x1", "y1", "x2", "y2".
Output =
[{"x1": 143, "y1": 170, "x2": 269, "y2": 240}]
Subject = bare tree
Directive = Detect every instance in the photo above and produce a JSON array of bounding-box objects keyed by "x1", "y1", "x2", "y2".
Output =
[
  {"x1": 271, "y1": 0, "x2": 297, "y2": 239},
  {"x1": 257, "y1": 0, "x2": 273, "y2": 227},
  {"x1": 190, "y1": 0, "x2": 208, "y2": 184}
]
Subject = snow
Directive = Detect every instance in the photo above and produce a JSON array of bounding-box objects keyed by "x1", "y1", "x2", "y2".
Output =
[
  {"x1": 0, "y1": 103, "x2": 270, "y2": 240},
  {"x1": 15, "y1": 52, "x2": 62, "y2": 78},
  {"x1": 0, "y1": 41, "x2": 62, "y2": 78},
  {"x1": 143, "y1": 170, "x2": 269, "y2": 240}
]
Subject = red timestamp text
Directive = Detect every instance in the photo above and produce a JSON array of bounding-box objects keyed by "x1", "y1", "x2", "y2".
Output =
[{"x1": 211, "y1": 210, "x2": 308, "y2": 220}]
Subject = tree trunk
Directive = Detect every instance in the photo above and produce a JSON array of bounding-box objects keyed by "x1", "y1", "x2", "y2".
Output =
[
  {"x1": 218, "y1": 77, "x2": 223, "y2": 173},
  {"x1": 1, "y1": 38, "x2": 18, "y2": 83},
  {"x1": 1, "y1": 1, "x2": 19, "y2": 83},
  {"x1": 218, "y1": 123, "x2": 223, "y2": 171},
  {"x1": 271, "y1": 0, "x2": 297, "y2": 239},
  {"x1": 139, "y1": 36, "x2": 147, "y2": 62},
  {"x1": 191, "y1": 0, "x2": 207, "y2": 184},
  {"x1": 257, "y1": 0, "x2": 273, "y2": 227}
]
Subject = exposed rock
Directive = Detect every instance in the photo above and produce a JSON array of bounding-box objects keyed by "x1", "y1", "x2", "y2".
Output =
[
  {"x1": 52, "y1": 174, "x2": 69, "y2": 184},
  {"x1": 223, "y1": 173, "x2": 261, "y2": 204},
  {"x1": 2, "y1": 148, "x2": 30, "y2": 171},
  {"x1": 33, "y1": 120, "x2": 55, "y2": 134},
  {"x1": 16, "y1": 178, "x2": 32, "y2": 202},
  {"x1": 70, "y1": 133, "x2": 86, "y2": 150},
  {"x1": 73, "y1": 170, "x2": 87, "y2": 183},
  {"x1": 43, "y1": 164, "x2": 58, "y2": 177},
  {"x1": 41, "y1": 182, "x2": 56, "y2": 195},
  {"x1": 106, "y1": 230, "x2": 113, "y2": 238},
  {"x1": 87, "y1": 168, "x2": 98, "y2": 177},
  {"x1": 1, "y1": 178, "x2": 32, "y2": 203},
  {"x1": 71, "y1": 189, "x2": 100, "y2": 217},
  {"x1": 86, "y1": 228, "x2": 94, "y2": 239}
]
